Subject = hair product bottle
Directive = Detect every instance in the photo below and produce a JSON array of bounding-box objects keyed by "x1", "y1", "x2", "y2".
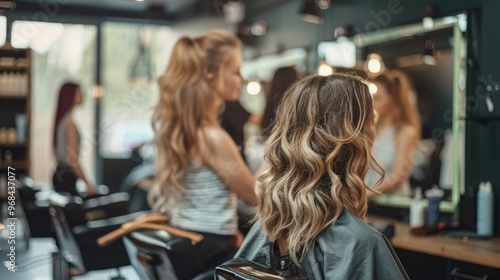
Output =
[
  {"x1": 410, "y1": 187, "x2": 425, "y2": 228},
  {"x1": 477, "y1": 181, "x2": 494, "y2": 236}
]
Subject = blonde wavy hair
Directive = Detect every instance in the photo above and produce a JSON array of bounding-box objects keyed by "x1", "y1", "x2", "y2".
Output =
[
  {"x1": 256, "y1": 74, "x2": 380, "y2": 265},
  {"x1": 148, "y1": 30, "x2": 241, "y2": 213}
]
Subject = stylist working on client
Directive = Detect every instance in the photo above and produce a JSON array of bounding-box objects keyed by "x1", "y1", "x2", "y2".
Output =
[{"x1": 148, "y1": 30, "x2": 256, "y2": 270}]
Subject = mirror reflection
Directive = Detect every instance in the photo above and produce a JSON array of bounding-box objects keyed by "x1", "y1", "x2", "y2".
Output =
[{"x1": 352, "y1": 15, "x2": 466, "y2": 212}]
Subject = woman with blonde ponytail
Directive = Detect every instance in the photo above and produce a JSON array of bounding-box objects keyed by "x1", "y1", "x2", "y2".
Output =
[
  {"x1": 366, "y1": 70, "x2": 421, "y2": 198},
  {"x1": 235, "y1": 74, "x2": 409, "y2": 279},
  {"x1": 148, "y1": 30, "x2": 256, "y2": 269}
]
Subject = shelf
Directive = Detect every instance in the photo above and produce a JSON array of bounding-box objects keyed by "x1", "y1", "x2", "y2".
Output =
[
  {"x1": 0, "y1": 65, "x2": 29, "y2": 71},
  {"x1": 0, "y1": 95, "x2": 28, "y2": 100},
  {"x1": 0, "y1": 143, "x2": 27, "y2": 148},
  {"x1": 0, "y1": 160, "x2": 27, "y2": 170}
]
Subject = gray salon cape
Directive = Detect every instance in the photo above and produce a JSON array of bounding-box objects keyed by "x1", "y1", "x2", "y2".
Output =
[{"x1": 235, "y1": 210, "x2": 410, "y2": 280}]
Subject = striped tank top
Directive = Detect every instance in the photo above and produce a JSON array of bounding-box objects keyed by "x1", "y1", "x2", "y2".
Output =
[
  {"x1": 366, "y1": 126, "x2": 411, "y2": 196},
  {"x1": 169, "y1": 162, "x2": 238, "y2": 235}
]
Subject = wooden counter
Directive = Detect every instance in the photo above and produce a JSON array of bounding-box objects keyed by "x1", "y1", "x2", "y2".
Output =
[{"x1": 369, "y1": 216, "x2": 500, "y2": 270}]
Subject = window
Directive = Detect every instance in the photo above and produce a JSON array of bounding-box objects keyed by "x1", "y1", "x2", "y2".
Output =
[
  {"x1": 101, "y1": 22, "x2": 173, "y2": 155},
  {"x1": 0, "y1": 16, "x2": 5, "y2": 46},
  {"x1": 11, "y1": 21, "x2": 97, "y2": 185}
]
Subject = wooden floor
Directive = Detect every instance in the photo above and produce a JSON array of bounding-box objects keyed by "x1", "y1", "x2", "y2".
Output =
[{"x1": 0, "y1": 237, "x2": 140, "y2": 280}]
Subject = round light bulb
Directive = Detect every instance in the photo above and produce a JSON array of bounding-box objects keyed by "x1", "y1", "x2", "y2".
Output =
[
  {"x1": 368, "y1": 83, "x2": 378, "y2": 95},
  {"x1": 247, "y1": 81, "x2": 261, "y2": 95},
  {"x1": 318, "y1": 62, "x2": 333, "y2": 76},
  {"x1": 367, "y1": 58, "x2": 382, "y2": 73}
]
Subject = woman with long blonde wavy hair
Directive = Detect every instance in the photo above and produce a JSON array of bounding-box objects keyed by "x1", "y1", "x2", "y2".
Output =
[
  {"x1": 366, "y1": 70, "x2": 421, "y2": 198},
  {"x1": 236, "y1": 74, "x2": 409, "y2": 279},
  {"x1": 148, "y1": 30, "x2": 256, "y2": 269}
]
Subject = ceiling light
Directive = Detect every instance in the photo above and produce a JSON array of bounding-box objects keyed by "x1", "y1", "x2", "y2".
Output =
[
  {"x1": 300, "y1": 0, "x2": 324, "y2": 25},
  {"x1": 318, "y1": 0, "x2": 331, "y2": 10}
]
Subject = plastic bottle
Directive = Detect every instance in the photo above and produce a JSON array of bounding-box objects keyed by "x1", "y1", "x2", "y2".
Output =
[
  {"x1": 410, "y1": 187, "x2": 425, "y2": 228},
  {"x1": 477, "y1": 181, "x2": 494, "y2": 236},
  {"x1": 425, "y1": 185, "x2": 444, "y2": 226}
]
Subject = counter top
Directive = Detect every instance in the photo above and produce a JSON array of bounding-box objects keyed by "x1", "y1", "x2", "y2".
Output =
[{"x1": 368, "y1": 216, "x2": 500, "y2": 269}]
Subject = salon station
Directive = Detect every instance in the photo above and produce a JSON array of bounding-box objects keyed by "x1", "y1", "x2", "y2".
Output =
[{"x1": 0, "y1": 0, "x2": 499, "y2": 279}]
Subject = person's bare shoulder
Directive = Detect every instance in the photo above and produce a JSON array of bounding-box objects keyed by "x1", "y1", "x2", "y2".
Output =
[
  {"x1": 395, "y1": 124, "x2": 419, "y2": 150},
  {"x1": 400, "y1": 125, "x2": 418, "y2": 138},
  {"x1": 202, "y1": 126, "x2": 233, "y2": 147}
]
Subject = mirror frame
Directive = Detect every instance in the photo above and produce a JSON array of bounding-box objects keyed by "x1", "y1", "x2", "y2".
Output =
[{"x1": 354, "y1": 15, "x2": 467, "y2": 213}]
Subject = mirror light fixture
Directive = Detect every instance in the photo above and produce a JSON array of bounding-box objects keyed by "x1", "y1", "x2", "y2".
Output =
[
  {"x1": 364, "y1": 53, "x2": 385, "y2": 75},
  {"x1": 246, "y1": 79, "x2": 261, "y2": 95},
  {"x1": 421, "y1": 38, "x2": 436, "y2": 65},
  {"x1": 368, "y1": 82, "x2": 378, "y2": 95},
  {"x1": 300, "y1": 0, "x2": 324, "y2": 24},
  {"x1": 318, "y1": 60, "x2": 333, "y2": 76}
]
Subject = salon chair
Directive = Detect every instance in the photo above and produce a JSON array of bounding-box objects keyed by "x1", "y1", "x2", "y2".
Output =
[
  {"x1": 123, "y1": 228, "x2": 214, "y2": 280},
  {"x1": 49, "y1": 192, "x2": 144, "y2": 279},
  {"x1": 411, "y1": 139, "x2": 442, "y2": 191},
  {"x1": 17, "y1": 177, "x2": 54, "y2": 238},
  {"x1": 119, "y1": 164, "x2": 154, "y2": 213}
]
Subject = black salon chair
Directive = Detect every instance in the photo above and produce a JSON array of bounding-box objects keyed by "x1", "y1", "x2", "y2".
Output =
[
  {"x1": 49, "y1": 192, "x2": 144, "y2": 279},
  {"x1": 119, "y1": 163, "x2": 154, "y2": 213},
  {"x1": 17, "y1": 177, "x2": 54, "y2": 238},
  {"x1": 410, "y1": 139, "x2": 442, "y2": 191},
  {"x1": 123, "y1": 228, "x2": 214, "y2": 280}
]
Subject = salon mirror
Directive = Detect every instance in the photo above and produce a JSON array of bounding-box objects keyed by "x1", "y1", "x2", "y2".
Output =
[{"x1": 352, "y1": 15, "x2": 467, "y2": 213}]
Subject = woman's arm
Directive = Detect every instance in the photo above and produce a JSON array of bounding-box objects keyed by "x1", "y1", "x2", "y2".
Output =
[
  {"x1": 368, "y1": 126, "x2": 418, "y2": 199},
  {"x1": 204, "y1": 127, "x2": 256, "y2": 206},
  {"x1": 65, "y1": 120, "x2": 96, "y2": 195}
]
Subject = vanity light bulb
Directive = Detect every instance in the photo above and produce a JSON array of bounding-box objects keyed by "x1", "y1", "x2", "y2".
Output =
[
  {"x1": 368, "y1": 83, "x2": 378, "y2": 95},
  {"x1": 318, "y1": 62, "x2": 333, "y2": 76},
  {"x1": 247, "y1": 81, "x2": 261, "y2": 95},
  {"x1": 367, "y1": 58, "x2": 382, "y2": 73}
]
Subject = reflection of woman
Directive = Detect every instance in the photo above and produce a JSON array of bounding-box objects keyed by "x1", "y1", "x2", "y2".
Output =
[
  {"x1": 52, "y1": 83, "x2": 96, "y2": 197},
  {"x1": 236, "y1": 74, "x2": 408, "y2": 279},
  {"x1": 366, "y1": 70, "x2": 421, "y2": 198},
  {"x1": 148, "y1": 30, "x2": 256, "y2": 269}
]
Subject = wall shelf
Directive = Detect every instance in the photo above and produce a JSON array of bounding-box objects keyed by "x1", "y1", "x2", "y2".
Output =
[{"x1": 0, "y1": 45, "x2": 31, "y2": 177}]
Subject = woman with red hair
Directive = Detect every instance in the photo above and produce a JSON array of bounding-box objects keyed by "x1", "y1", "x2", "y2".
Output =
[{"x1": 52, "y1": 82, "x2": 95, "y2": 197}]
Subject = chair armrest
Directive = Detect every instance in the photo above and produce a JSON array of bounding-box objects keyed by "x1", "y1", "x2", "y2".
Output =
[
  {"x1": 83, "y1": 193, "x2": 131, "y2": 220},
  {"x1": 73, "y1": 211, "x2": 145, "y2": 236}
]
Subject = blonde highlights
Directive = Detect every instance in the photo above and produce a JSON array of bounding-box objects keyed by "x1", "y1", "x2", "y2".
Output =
[
  {"x1": 256, "y1": 74, "x2": 378, "y2": 265},
  {"x1": 148, "y1": 30, "x2": 241, "y2": 213}
]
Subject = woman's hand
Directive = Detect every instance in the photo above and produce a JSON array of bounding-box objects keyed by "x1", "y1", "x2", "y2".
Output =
[{"x1": 235, "y1": 230, "x2": 244, "y2": 248}]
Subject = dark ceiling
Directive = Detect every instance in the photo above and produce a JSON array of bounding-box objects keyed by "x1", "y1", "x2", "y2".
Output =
[{"x1": 11, "y1": 0, "x2": 214, "y2": 22}]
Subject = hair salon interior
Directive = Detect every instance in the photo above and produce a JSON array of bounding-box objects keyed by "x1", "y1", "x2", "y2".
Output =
[{"x1": 0, "y1": 0, "x2": 499, "y2": 279}]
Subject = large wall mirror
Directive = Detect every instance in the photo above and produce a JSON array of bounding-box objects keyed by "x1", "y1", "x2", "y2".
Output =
[
  {"x1": 351, "y1": 15, "x2": 467, "y2": 213},
  {"x1": 318, "y1": 15, "x2": 467, "y2": 213}
]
